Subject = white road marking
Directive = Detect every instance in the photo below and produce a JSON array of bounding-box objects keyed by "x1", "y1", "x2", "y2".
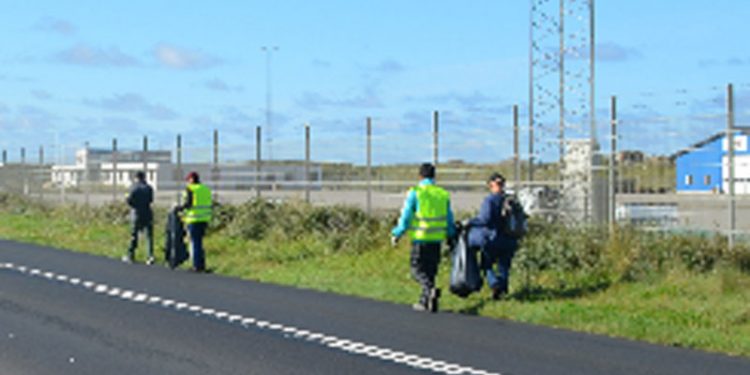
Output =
[{"x1": 0, "y1": 262, "x2": 502, "y2": 375}]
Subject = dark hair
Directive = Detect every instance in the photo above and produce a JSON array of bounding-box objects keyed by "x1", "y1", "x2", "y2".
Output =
[
  {"x1": 135, "y1": 171, "x2": 146, "y2": 181},
  {"x1": 186, "y1": 171, "x2": 201, "y2": 183},
  {"x1": 419, "y1": 163, "x2": 435, "y2": 179},
  {"x1": 487, "y1": 172, "x2": 505, "y2": 185}
]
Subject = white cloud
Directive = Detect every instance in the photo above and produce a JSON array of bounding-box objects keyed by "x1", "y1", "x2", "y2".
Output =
[
  {"x1": 153, "y1": 44, "x2": 221, "y2": 70},
  {"x1": 564, "y1": 42, "x2": 641, "y2": 62},
  {"x1": 84, "y1": 93, "x2": 178, "y2": 121},
  {"x1": 296, "y1": 87, "x2": 384, "y2": 111},
  {"x1": 31, "y1": 90, "x2": 53, "y2": 100},
  {"x1": 311, "y1": 59, "x2": 332, "y2": 68},
  {"x1": 35, "y1": 18, "x2": 76, "y2": 36},
  {"x1": 55, "y1": 44, "x2": 139, "y2": 67},
  {"x1": 374, "y1": 59, "x2": 405, "y2": 73},
  {"x1": 204, "y1": 78, "x2": 243, "y2": 92}
]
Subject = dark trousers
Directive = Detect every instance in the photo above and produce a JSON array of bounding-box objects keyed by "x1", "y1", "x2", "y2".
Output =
[
  {"x1": 480, "y1": 245, "x2": 517, "y2": 292},
  {"x1": 187, "y1": 222, "x2": 207, "y2": 270},
  {"x1": 410, "y1": 242, "x2": 441, "y2": 304},
  {"x1": 128, "y1": 220, "x2": 153, "y2": 259}
]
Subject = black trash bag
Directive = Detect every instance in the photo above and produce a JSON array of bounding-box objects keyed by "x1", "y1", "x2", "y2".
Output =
[
  {"x1": 164, "y1": 208, "x2": 189, "y2": 269},
  {"x1": 449, "y1": 230, "x2": 482, "y2": 298}
]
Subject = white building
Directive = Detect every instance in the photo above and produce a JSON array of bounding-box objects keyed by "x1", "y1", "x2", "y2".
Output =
[
  {"x1": 51, "y1": 147, "x2": 172, "y2": 190},
  {"x1": 50, "y1": 147, "x2": 324, "y2": 191}
]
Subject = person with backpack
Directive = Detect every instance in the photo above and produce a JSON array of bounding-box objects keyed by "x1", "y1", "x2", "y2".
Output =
[
  {"x1": 467, "y1": 173, "x2": 525, "y2": 300},
  {"x1": 391, "y1": 163, "x2": 456, "y2": 312},
  {"x1": 124, "y1": 171, "x2": 155, "y2": 265}
]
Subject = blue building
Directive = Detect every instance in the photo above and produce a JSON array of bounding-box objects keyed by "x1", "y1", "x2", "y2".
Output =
[{"x1": 673, "y1": 131, "x2": 750, "y2": 193}]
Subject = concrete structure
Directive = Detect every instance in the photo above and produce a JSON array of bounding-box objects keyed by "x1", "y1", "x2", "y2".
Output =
[
  {"x1": 673, "y1": 132, "x2": 750, "y2": 194},
  {"x1": 561, "y1": 139, "x2": 608, "y2": 223}
]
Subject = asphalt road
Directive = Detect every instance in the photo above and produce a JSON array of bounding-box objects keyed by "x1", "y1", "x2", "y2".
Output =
[{"x1": 1, "y1": 239, "x2": 749, "y2": 375}]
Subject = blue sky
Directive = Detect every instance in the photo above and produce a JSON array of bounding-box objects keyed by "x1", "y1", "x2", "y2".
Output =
[{"x1": 0, "y1": 0, "x2": 748, "y2": 164}]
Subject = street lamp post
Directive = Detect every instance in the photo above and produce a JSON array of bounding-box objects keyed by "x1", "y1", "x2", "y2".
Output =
[{"x1": 261, "y1": 46, "x2": 279, "y2": 161}]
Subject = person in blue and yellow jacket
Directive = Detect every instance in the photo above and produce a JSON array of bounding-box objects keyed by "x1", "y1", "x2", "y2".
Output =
[
  {"x1": 391, "y1": 163, "x2": 456, "y2": 313},
  {"x1": 178, "y1": 171, "x2": 213, "y2": 273}
]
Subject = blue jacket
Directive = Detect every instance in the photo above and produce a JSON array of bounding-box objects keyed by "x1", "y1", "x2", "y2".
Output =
[
  {"x1": 391, "y1": 178, "x2": 456, "y2": 243},
  {"x1": 468, "y1": 193, "x2": 518, "y2": 252}
]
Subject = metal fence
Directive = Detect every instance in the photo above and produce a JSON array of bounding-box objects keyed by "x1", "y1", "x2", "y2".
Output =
[{"x1": 0, "y1": 83, "x2": 748, "y2": 245}]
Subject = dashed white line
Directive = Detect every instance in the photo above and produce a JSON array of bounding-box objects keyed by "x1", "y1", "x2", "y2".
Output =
[{"x1": 0, "y1": 261, "x2": 502, "y2": 375}]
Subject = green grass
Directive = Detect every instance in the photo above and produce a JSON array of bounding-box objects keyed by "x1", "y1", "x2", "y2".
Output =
[{"x1": 0, "y1": 196, "x2": 748, "y2": 358}]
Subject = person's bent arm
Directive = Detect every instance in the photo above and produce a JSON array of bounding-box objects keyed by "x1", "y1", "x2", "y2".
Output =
[
  {"x1": 126, "y1": 187, "x2": 136, "y2": 208},
  {"x1": 468, "y1": 196, "x2": 492, "y2": 228},
  {"x1": 177, "y1": 188, "x2": 193, "y2": 212},
  {"x1": 446, "y1": 200, "x2": 456, "y2": 239},
  {"x1": 391, "y1": 190, "x2": 416, "y2": 238}
]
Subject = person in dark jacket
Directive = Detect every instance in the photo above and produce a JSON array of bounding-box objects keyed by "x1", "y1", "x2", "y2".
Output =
[
  {"x1": 124, "y1": 171, "x2": 154, "y2": 264},
  {"x1": 468, "y1": 173, "x2": 519, "y2": 300}
]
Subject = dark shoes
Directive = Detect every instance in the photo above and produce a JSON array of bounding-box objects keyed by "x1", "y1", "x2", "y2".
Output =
[
  {"x1": 491, "y1": 285, "x2": 508, "y2": 301},
  {"x1": 189, "y1": 267, "x2": 212, "y2": 274},
  {"x1": 413, "y1": 288, "x2": 441, "y2": 313},
  {"x1": 428, "y1": 288, "x2": 441, "y2": 313}
]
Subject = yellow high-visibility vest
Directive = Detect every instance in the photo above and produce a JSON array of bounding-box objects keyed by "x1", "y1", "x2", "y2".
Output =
[
  {"x1": 408, "y1": 184, "x2": 450, "y2": 242},
  {"x1": 183, "y1": 183, "x2": 212, "y2": 224}
]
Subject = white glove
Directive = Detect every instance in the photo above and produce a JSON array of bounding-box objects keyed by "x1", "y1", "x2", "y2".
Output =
[{"x1": 390, "y1": 236, "x2": 400, "y2": 247}]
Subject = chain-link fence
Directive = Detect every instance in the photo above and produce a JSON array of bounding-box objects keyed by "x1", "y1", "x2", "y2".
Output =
[{"x1": 0, "y1": 83, "x2": 748, "y2": 243}]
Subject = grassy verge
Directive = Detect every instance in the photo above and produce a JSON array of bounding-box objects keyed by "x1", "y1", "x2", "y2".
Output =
[{"x1": 0, "y1": 193, "x2": 748, "y2": 357}]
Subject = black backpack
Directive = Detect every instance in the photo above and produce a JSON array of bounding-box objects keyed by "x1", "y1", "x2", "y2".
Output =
[{"x1": 500, "y1": 195, "x2": 528, "y2": 239}]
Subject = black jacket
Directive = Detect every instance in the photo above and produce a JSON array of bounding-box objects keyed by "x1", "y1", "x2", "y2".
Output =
[{"x1": 127, "y1": 181, "x2": 154, "y2": 223}]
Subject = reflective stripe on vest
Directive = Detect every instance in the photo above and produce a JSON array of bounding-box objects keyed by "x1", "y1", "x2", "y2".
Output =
[
  {"x1": 408, "y1": 184, "x2": 450, "y2": 242},
  {"x1": 184, "y1": 184, "x2": 213, "y2": 224}
]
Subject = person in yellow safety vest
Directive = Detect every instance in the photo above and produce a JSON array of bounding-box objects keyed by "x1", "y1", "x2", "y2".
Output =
[
  {"x1": 178, "y1": 171, "x2": 213, "y2": 272},
  {"x1": 391, "y1": 163, "x2": 456, "y2": 313}
]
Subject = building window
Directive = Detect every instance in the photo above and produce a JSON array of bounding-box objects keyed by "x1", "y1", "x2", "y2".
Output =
[
  {"x1": 704, "y1": 175, "x2": 711, "y2": 185},
  {"x1": 685, "y1": 174, "x2": 693, "y2": 186}
]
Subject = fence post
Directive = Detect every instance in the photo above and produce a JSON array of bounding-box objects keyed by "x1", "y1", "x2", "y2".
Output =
[
  {"x1": 609, "y1": 96, "x2": 617, "y2": 232},
  {"x1": 142, "y1": 135, "x2": 148, "y2": 184},
  {"x1": 213, "y1": 129, "x2": 219, "y2": 202},
  {"x1": 59, "y1": 145, "x2": 66, "y2": 204},
  {"x1": 433, "y1": 110, "x2": 439, "y2": 167},
  {"x1": 39, "y1": 145, "x2": 45, "y2": 201},
  {"x1": 256, "y1": 126, "x2": 262, "y2": 199},
  {"x1": 727, "y1": 83, "x2": 736, "y2": 250},
  {"x1": 2, "y1": 149, "x2": 6, "y2": 165},
  {"x1": 305, "y1": 124, "x2": 311, "y2": 204},
  {"x1": 528, "y1": 108, "x2": 535, "y2": 183},
  {"x1": 112, "y1": 138, "x2": 118, "y2": 203},
  {"x1": 513, "y1": 105, "x2": 520, "y2": 192},
  {"x1": 21, "y1": 147, "x2": 27, "y2": 195},
  {"x1": 366, "y1": 117, "x2": 373, "y2": 214},
  {"x1": 83, "y1": 142, "x2": 90, "y2": 206},
  {"x1": 173, "y1": 134, "x2": 185, "y2": 204}
]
